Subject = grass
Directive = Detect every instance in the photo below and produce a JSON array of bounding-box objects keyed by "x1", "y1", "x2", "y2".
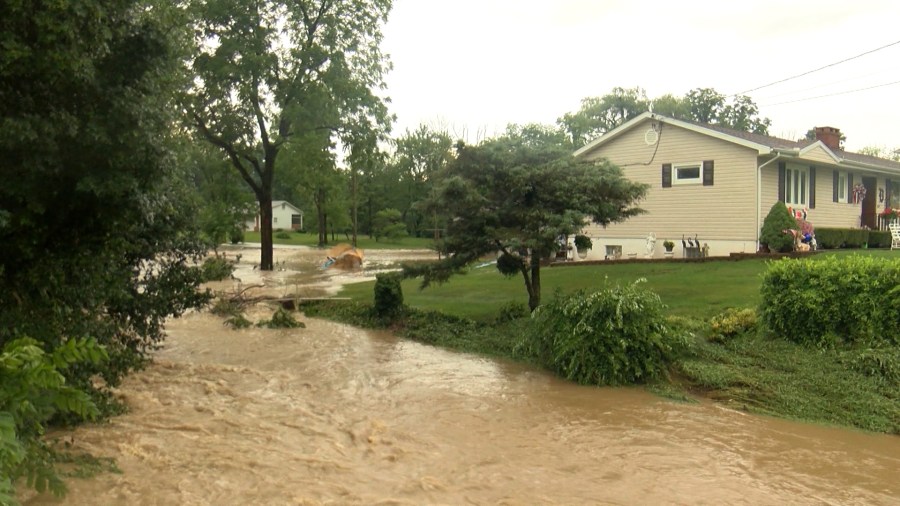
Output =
[
  {"x1": 240, "y1": 230, "x2": 436, "y2": 250},
  {"x1": 678, "y1": 334, "x2": 899, "y2": 433},
  {"x1": 338, "y1": 250, "x2": 900, "y2": 321},
  {"x1": 311, "y1": 249, "x2": 900, "y2": 433}
]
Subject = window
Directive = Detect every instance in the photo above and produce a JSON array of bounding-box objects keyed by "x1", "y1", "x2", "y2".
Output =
[
  {"x1": 673, "y1": 162, "x2": 702, "y2": 185},
  {"x1": 784, "y1": 165, "x2": 808, "y2": 206},
  {"x1": 274, "y1": 217, "x2": 278, "y2": 223},
  {"x1": 891, "y1": 181, "x2": 900, "y2": 208},
  {"x1": 837, "y1": 171, "x2": 847, "y2": 203}
]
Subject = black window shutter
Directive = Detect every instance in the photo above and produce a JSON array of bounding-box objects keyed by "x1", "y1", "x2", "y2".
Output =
[
  {"x1": 662, "y1": 163, "x2": 672, "y2": 188},
  {"x1": 848, "y1": 173, "x2": 853, "y2": 201},
  {"x1": 886, "y1": 179, "x2": 893, "y2": 208},
  {"x1": 702, "y1": 160, "x2": 714, "y2": 186},
  {"x1": 778, "y1": 162, "x2": 786, "y2": 201},
  {"x1": 809, "y1": 166, "x2": 816, "y2": 209},
  {"x1": 833, "y1": 170, "x2": 839, "y2": 202}
]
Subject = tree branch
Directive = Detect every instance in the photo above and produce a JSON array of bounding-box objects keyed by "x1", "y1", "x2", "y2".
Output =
[{"x1": 192, "y1": 111, "x2": 262, "y2": 196}]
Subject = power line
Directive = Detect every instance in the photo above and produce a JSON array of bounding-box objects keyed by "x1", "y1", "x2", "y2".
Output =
[
  {"x1": 760, "y1": 79, "x2": 900, "y2": 107},
  {"x1": 733, "y1": 38, "x2": 900, "y2": 96}
]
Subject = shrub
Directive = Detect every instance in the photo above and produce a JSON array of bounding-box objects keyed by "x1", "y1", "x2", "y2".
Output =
[
  {"x1": 274, "y1": 231, "x2": 292, "y2": 240},
  {"x1": 760, "y1": 256, "x2": 900, "y2": 347},
  {"x1": 523, "y1": 282, "x2": 683, "y2": 386},
  {"x1": 816, "y1": 228, "x2": 871, "y2": 249},
  {"x1": 224, "y1": 314, "x2": 253, "y2": 329},
  {"x1": 495, "y1": 301, "x2": 528, "y2": 323},
  {"x1": 868, "y1": 230, "x2": 891, "y2": 248},
  {"x1": 1, "y1": 338, "x2": 107, "y2": 502},
  {"x1": 573, "y1": 234, "x2": 592, "y2": 250},
  {"x1": 759, "y1": 202, "x2": 798, "y2": 252},
  {"x1": 373, "y1": 208, "x2": 407, "y2": 242},
  {"x1": 373, "y1": 273, "x2": 404, "y2": 319},
  {"x1": 229, "y1": 227, "x2": 244, "y2": 245},
  {"x1": 200, "y1": 255, "x2": 235, "y2": 282},
  {"x1": 256, "y1": 308, "x2": 305, "y2": 329},
  {"x1": 846, "y1": 347, "x2": 900, "y2": 386},
  {"x1": 708, "y1": 308, "x2": 757, "y2": 343}
]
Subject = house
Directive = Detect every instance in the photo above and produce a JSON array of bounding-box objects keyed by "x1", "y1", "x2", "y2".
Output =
[
  {"x1": 245, "y1": 200, "x2": 304, "y2": 232},
  {"x1": 573, "y1": 112, "x2": 900, "y2": 258}
]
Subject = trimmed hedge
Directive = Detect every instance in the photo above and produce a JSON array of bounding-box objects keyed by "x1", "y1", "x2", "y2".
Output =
[
  {"x1": 815, "y1": 228, "x2": 870, "y2": 249},
  {"x1": 869, "y1": 230, "x2": 892, "y2": 249},
  {"x1": 760, "y1": 256, "x2": 900, "y2": 347}
]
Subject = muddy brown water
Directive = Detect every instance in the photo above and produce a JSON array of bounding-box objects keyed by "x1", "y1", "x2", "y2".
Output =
[{"x1": 20, "y1": 246, "x2": 900, "y2": 505}]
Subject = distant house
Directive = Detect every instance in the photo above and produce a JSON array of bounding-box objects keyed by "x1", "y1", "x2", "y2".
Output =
[
  {"x1": 245, "y1": 200, "x2": 304, "y2": 232},
  {"x1": 573, "y1": 112, "x2": 900, "y2": 258}
]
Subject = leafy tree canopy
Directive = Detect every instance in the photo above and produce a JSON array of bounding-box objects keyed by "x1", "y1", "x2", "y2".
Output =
[
  {"x1": 559, "y1": 86, "x2": 772, "y2": 148},
  {"x1": 185, "y1": 0, "x2": 393, "y2": 269},
  {"x1": 406, "y1": 124, "x2": 647, "y2": 311},
  {"x1": 0, "y1": 0, "x2": 209, "y2": 498}
]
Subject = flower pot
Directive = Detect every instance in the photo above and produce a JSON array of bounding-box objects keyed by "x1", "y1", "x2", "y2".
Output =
[
  {"x1": 577, "y1": 248, "x2": 588, "y2": 259},
  {"x1": 663, "y1": 251, "x2": 674, "y2": 258}
]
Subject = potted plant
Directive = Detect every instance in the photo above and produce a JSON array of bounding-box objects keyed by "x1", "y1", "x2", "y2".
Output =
[
  {"x1": 662, "y1": 240, "x2": 675, "y2": 258},
  {"x1": 573, "y1": 234, "x2": 592, "y2": 259}
]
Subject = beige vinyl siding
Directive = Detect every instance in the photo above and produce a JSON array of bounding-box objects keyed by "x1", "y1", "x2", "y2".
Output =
[
  {"x1": 581, "y1": 120, "x2": 758, "y2": 242},
  {"x1": 808, "y1": 167, "x2": 863, "y2": 228},
  {"x1": 801, "y1": 145, "x2": 839, "y2": 165}
]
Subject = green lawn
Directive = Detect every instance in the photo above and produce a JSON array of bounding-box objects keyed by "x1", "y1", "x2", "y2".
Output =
[
  {"x1": 339, "y1": 250, "x2": 900, "y2": 321},
  {"x1": 241, "y1": 230, "x2": 437, "y2": 250}
]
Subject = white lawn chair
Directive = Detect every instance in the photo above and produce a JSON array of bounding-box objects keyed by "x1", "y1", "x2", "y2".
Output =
[{"x1": 890, "y1": 222, "x2": 900, "y2": 250}]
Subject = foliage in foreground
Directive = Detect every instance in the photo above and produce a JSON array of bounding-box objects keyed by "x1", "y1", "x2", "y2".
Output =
[
  {"x1": 1, "y1": 338, "x2": 108, "y2": 504},
  {"x1": 522, "y1": 283, "x2": 685, "y2": 386},
  {"x1": 760, "y1": 255, "x2": 900, "y2": 347}
]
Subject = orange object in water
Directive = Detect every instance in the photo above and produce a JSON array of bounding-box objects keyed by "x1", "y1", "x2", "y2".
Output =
[{"x1": 323, "y1": 243, "x2": 364, "y2": 270}]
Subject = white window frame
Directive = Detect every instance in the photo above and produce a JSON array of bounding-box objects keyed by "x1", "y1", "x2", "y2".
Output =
[
  {"x1": 837, "y1": 171, "x2": 847, "y2": 203},
  {"x1": 784, "y1": 165, "x2": 808, "y2": 207},
  {"x1": 673, "y1": 162, "x2": 703, "y2": 185}
]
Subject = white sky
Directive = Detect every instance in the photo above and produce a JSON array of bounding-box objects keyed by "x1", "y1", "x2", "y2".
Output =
[{"x1": 381, "y1": 0, "x2": 900, "y2": 152}]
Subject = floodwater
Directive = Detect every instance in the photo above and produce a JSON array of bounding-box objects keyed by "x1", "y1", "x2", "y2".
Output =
[{"x1": 21, "y1": 246, "x2": 900, "y2": 505}]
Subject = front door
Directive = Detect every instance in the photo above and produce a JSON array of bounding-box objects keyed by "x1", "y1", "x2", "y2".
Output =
[{"x1": 861, "y1": 176, "x2": 877, "y2": 229}]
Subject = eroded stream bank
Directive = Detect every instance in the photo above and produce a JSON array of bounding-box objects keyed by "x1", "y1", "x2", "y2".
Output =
[{"x1": 21, "y1": 246, "x2": 900, "y2": 505}]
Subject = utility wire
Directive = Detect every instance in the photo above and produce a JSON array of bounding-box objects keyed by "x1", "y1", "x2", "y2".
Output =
[
  {"x1": 760, "y1": 79, "x2": 900, "y2": 107},
  {"x1": 733, "y1": 38, "x2": 900, "y2": 96}
]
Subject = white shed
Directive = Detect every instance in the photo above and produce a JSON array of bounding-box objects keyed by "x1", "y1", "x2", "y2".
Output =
[{"x1": 245, "y1": 200, "x2": 304, "y2": 232}]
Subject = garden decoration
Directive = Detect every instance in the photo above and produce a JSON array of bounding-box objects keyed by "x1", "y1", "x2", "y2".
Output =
[{"x1": 852, "y1": 183, "x2": 867, "y2": 204}]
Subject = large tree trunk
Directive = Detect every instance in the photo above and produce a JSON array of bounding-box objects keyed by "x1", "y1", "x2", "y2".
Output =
[
  {"x1": 351, "y1": 167, "x2": 358, "y2": 247},
  {"x1": 528, "y1": 254, "x2": 542, "y2": 311},
  {"x1": 316, "y1": 187, "x2": 327, "y2": 247},
  {"x1": 258, "y1": 194, "x2": 274, "y2": 271}
]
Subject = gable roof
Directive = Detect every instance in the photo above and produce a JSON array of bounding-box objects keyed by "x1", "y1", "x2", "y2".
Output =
[
  {"x1": 575, "y1": 112, "x2": 900, "y2": 173},
  {"x1": 272, "y1": 200, "x2": 303, "y2": 214}
]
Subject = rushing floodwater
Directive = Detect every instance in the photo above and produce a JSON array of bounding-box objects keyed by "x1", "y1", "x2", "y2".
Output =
[{"x1": 20, "y1": 246, "x2": 900, "y2": 505}]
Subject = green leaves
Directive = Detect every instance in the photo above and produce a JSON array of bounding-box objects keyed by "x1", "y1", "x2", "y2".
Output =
[
  {"x1": 1, "y1": 338, "x2": 107, "y2": 502},
  {"x1": 524, "y1": 282, "x2": 682, "y2": 386}
]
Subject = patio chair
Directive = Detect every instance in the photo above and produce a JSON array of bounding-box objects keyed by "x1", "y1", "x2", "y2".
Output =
[{"x1": 890, "y1": 222, "x2": 900, "y2": 250}]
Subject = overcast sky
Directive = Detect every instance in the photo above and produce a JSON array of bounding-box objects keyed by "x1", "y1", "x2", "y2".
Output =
[{"x1": 380, "y1": 0, "x2": 900, "y2": 152}]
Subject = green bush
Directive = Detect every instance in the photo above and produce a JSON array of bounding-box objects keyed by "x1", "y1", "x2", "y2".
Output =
[
  {"x1": 759, "y1": 202, "x2": 798, "y2": 252},
  {"x1": 229, "y1": 227, "x2": 244, "y2": 245},
  {"x1": 522, "y1": 282, "x2": 683, "y2": 386},
  {"x1": 846, "y1": 347, "x2": 899, "y2": 386},
  {"x1": 573, "y1": 234, "x2": 592, "y2": 250},
  {"x1": 816, "y1": 228, "x2": 870, "y2": 249},
  {"x1": 373, "y1": 273, "x2": 404, "y2": 319},
  {"x1": 760, "y1": 256, "x2": 900, "y2": 347},
  {"x1": 708, "y1": 308, "x2": 757, "y2": 343},
  {"x1": 274, "y1": 231, "x2": 292, "y2": 240},
  {"x1": 1, "y1": 338, "x2": 108, "y2": 503},
  {"x1": 256, "y1": 308, "x2": 305, "y2": 329},
  {"x1": 200, "y1": 255, "x2": 235, "y2": 282},
  {"x1": 868, "y1": 230, "x2": 891, "y2": 248},
  {"x1": 495, "y1": 301, "x2": 528, "y2": 323}
]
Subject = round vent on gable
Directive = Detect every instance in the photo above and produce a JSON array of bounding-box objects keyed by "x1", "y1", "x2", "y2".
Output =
[{"x1": 644, "y1": 128, "x2": 659, "y2": 146}]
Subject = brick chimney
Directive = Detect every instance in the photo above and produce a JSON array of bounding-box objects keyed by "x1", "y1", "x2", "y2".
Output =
[{"x1": 814, "y1": 126, "x2": 841, "y2": 151}]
